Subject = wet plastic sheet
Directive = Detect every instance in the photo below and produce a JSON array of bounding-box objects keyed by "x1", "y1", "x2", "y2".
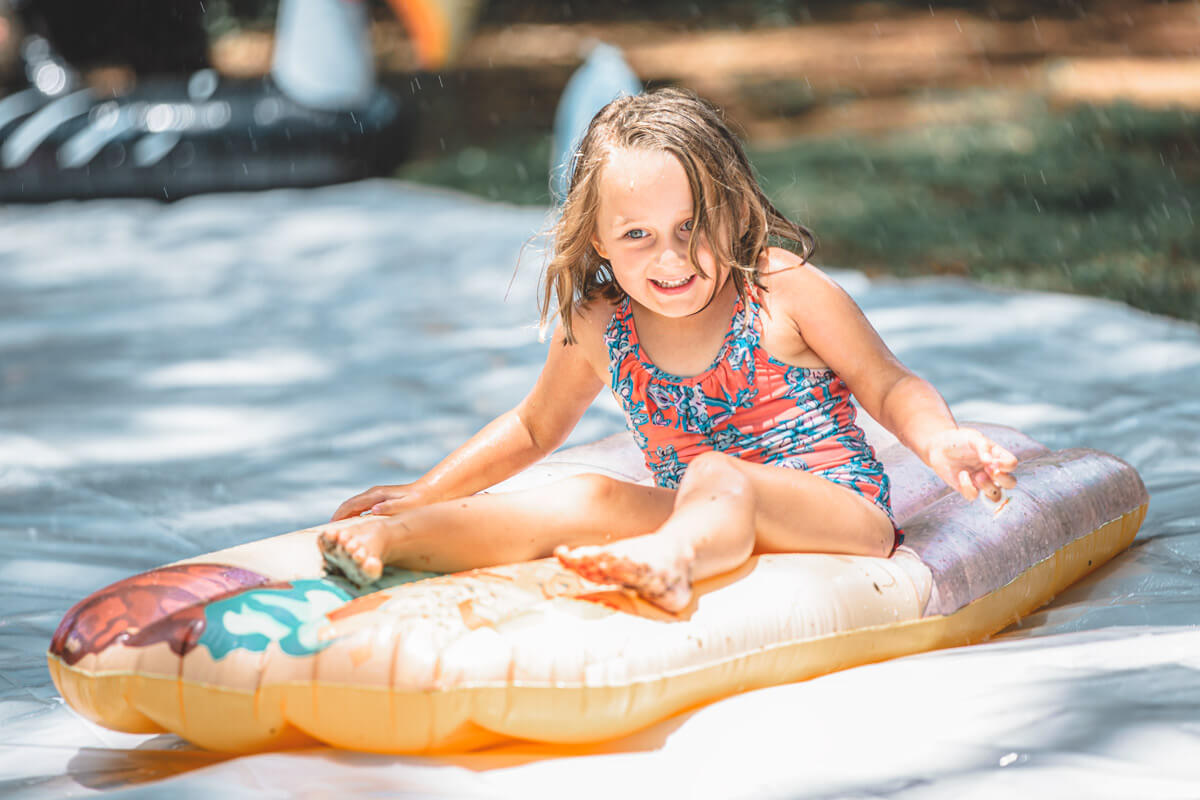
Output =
[{"x1": 1, "y1": 181, "x2": 1198, "y2": 798}]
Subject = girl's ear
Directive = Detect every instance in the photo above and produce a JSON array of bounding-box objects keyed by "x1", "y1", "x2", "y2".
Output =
[{"x1": 591, "y1": 234, "x2": 609, "y2": 260}]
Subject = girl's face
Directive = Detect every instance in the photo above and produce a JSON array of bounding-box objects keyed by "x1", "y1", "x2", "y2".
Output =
[{"x1": 591, "y1": 147, "x2": 726, "y2": 318}]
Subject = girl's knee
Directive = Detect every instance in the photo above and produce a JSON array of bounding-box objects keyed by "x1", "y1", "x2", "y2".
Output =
[
  {"x1": 683, "y1": 451, "x2": 750, "y2": 497},
  {"x1": 558, "y1": 472, "x2": 620, "y2": 508}
]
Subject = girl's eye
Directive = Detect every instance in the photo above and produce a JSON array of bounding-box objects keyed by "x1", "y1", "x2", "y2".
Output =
[
  {"x1": 681, "y1": 219, "x2": 694, "y2": 232},
  {"x1": 624, "y1": 229, "x2": 647, "y2": 240}
]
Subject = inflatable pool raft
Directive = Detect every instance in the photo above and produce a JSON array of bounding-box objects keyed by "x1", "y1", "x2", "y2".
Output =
[
  {"x1": 0, "y1": 0, "x2": 483, "y2": 202},
  {"x1": 47, "y1": 424, "x2": 1147, "y2": 754},
  {"x1": 0, "y1": 75, "x2": 415, "y2": 202}
]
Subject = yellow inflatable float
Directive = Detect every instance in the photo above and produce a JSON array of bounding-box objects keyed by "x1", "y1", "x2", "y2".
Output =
[{"x1": 47, "y1": 423, "x2": 1147, "y2": 754}]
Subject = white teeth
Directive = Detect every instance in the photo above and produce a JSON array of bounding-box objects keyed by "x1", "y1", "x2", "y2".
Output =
[{"x1": 653, "y1": 276, "x2": 691, "y2": 289}]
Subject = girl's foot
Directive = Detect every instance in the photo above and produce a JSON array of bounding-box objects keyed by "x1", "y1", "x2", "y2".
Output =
[
  {"x1": 555, "y1": 534, "x2": 695, "y2": 613},
  {"x1": 318, "y1": 519, "x2": 395, "y2": 586}
]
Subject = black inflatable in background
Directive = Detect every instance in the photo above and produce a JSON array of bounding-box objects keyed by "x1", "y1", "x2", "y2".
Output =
[
  {"x1": 0, "y1": 2, "x2": 419, "y2": 201},
  {"x1": 14, "y1": 0, "x2": 211, "y2": 76},
  {"x1": 0, "y1": 77, "x2": 417, "y2": 202}
]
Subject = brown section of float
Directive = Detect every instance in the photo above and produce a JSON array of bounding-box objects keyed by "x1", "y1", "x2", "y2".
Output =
[
  {"x1": 46, "y1": 504, "x2": 1144, "y2": 754},
  {"x1": 49, "y1": 564, "x2": 271, "y2": 666}
]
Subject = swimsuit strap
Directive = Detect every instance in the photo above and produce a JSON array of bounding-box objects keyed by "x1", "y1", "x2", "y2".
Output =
[
  {"x1": 605, "y1": 292, "x2": 754, "y2": 385},
  {"x1": 609, "y1": 294, "x2": 633, "y2": 337},
  {"x1": 738, "y1": 284, "x2": 763, "y2": 342},
  {"x1": 603, "y1": 296, "x2": 632, "y2": 363}
]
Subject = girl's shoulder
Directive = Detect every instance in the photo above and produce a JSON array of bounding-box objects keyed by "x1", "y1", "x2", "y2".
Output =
[
  {"x1": 755, "y1": 249, "x2": 870, "y2": 359},
  {"x1": 756, "y1": 247, "x2": 838, "y2": 315},
  {"x1": 571, "y1": 294, "x2": 622, "y2": 338},
  {"x1": 565, "y1": 295, "x2": 623, "y2": 374}
]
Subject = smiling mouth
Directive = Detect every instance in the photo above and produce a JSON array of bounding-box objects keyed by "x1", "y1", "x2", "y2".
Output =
[{"x1": 651, "y1": 276, "x2": 694, "y2": 289}]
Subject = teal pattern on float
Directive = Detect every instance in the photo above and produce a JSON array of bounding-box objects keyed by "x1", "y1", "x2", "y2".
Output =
[{"x1": 198, "y1": 579, "x2": 353, "y2": 660}]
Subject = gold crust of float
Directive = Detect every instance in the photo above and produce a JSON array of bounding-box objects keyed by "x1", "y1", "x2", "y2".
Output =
[{"x1": 47, "y1": 504, "x2": 1145, "y2": 755}]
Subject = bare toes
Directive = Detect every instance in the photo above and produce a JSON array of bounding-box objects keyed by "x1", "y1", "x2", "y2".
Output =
[
  {"x1": 319, "y1": 531, "x2": 383, "y2": 586},
  {"x1": 556, "y1": 543, "x2": 693, "y2": 613}
]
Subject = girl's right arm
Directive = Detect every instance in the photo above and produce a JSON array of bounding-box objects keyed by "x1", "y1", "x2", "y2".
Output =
[{"x1": 331, "y1": 320, "x2": 607, "y2": 520}]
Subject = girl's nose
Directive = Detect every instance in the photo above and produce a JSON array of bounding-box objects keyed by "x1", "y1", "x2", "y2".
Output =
[{"x1": 658, "y1": 242, "x2": 685, "y2": 266}]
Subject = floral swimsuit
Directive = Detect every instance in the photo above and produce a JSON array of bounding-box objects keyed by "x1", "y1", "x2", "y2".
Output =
[{"x1": 604, "y1": 291, "x2": 898, "y2": 541}]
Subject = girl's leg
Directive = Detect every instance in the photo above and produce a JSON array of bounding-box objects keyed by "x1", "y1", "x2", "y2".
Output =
[
  {"x1": 318, "y1": 474, "x2": 676, "y2": 583},
  {"x1": 556, "y1": 451, "x2": 894, "y2": 612}
]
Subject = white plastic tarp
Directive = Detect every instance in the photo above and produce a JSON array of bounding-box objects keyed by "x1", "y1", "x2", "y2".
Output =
[{"x1": 1, "y1": 181, "x2": 1198, "y2": 798}]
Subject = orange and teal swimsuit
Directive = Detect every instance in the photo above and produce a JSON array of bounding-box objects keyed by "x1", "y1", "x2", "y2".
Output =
[{"x1": 604, "y1": 292, "x2": 897, "y2": 533}]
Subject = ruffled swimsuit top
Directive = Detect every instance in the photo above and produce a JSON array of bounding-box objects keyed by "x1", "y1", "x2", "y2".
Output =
[{"x1": 604, "y1": 292, "x2": 892, "y2": 518}]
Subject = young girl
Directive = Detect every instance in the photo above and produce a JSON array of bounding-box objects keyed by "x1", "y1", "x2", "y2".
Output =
[{"x1": 319, "y1": 88, "x2": 1018, "y2": 612}]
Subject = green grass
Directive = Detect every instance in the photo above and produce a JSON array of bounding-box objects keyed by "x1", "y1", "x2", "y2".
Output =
[
  {"x1": 395, "y1": 100, "x2": 1200, "y2": 323},
  {"x1": 397, "y1": 137, "x2": 557, "y2": 206}
]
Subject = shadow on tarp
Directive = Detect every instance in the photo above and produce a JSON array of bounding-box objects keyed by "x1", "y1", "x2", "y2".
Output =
[{"x1": 0, "y1": 739, "x2": 229, "y2": 799}]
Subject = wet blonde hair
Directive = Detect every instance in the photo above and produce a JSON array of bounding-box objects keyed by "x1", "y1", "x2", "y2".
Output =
[{"x1": 541, "y1": 87, "x2": 815, "y2": 343}]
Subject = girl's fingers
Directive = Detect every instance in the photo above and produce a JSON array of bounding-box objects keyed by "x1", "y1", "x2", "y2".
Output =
[
  {"x1": 330, "y1": 503, "x2": 361, "y2": 522},
  {"x1": 331, "y1": 491, "x2": 380, "y2": 521},
  {"x1": 973, "y1": 439, "x2": 998, "y2": 464},
  {"x1": 978, "y1": 441, "x2": 1019, "y2": 475},
  {"x1": 334, "y1": 486, "x2": 416, "y2": 520},
  {"x1": 984, "y1": 463, "x2": 1016, "y2": 481},
  {"x1": 938, "y1": 432, "x2": 1018, "y2": 501},
  {"x1": 991, "y1": 444, "x2": 1019, "y2": 468},
  {"x1": 371, "y1": 500, "x2": 406, "y2": 516},
  {"x1": 957, "y1": 469, "x2": 978, "y2": 501},
  {"x1": 971, "y1": 469, "x2": 1003, "y2": 501}
]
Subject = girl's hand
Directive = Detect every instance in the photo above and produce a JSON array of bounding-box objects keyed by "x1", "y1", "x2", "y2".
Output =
[
  {"x1": 331, "y1": 483, "x2": 429, "y2": 521},
  {"x1": 925, "y1": 428, "x2": 1019, "y2": 502}
]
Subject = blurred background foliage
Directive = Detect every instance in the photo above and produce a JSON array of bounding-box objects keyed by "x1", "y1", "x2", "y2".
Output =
[
  {"x1": 399, "y1": 102, "x2": 1200, "y2": 323},
  {"x1": 382, "y1": 1, "x2": 1200, "y2": 323},
  {"x1": 7, "y1": 0, "x2": 1196, "y2": 321}
]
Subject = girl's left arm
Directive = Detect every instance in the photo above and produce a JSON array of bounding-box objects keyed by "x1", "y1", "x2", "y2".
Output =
[{"x1": 776, "y1": 262, "x2": 1017, "y2": 501}]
